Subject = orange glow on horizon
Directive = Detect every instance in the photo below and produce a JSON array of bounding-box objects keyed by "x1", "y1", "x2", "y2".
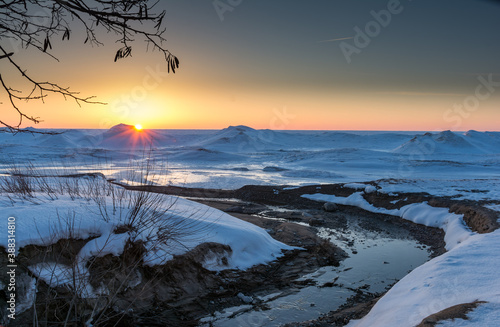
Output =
[{"x1": 14, "y1": 86, "x2": 500, "y2": 132}]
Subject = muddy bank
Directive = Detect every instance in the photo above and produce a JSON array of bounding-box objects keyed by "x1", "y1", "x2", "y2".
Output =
[
  {"x1": 119, "y1": 182, "x2": 498, "y2": 326},
  {"x1": 416, "y1": 301, "x2": 486, "y2": 327},
  {"x1": 197, "y1": 197, "x2": 445, "y2": 260},
  {"x1": 4, "y1": 239, "x2": 343, "y2": 326},
  {"x1": 3, "y1": 202, "x2": 346, "y2": 326}
]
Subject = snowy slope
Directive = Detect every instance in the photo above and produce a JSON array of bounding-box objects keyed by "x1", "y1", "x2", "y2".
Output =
[
  {"x1": 394, "y1": 130, "x2": 499, "y2": 155},
  {"x1": 1, "y1": 189, "x2": 293, "y2": 271},
  {"x1": 463, "y1": 130, "x2": 500, "y2": 154},
  {"x1": 303, "y1": 192, "x2": 500, "y2": 327}
]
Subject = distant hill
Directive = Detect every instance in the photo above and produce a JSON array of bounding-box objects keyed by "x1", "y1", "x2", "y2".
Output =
[
  {"x1": 196, "y1": 125, "x2": 280, "y2": 152},
  {"x1": 99, "y1": 124, "x2": 167, "y2": 149},
  {"x1": 394, "y1": 130, "x2": 500, "y2": 155}
]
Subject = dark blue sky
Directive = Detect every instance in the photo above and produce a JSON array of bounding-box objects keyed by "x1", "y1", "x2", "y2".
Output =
[{"x1": 165, "y1": 0, "x2": 500, "y2": 92}]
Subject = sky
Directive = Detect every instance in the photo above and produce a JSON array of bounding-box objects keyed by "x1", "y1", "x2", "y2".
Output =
[{"x1": 1, "y1": 0, "x2": 499, "y2": 131}]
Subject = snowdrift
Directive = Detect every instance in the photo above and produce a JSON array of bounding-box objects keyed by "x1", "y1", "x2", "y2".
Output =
[{"x1": 2, "y1": 190, "x2": 294, "y2": 271}]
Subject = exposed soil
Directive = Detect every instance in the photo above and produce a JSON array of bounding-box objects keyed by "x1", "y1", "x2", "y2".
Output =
[{"x1": 416, "y1": 301, "x2": 487, "y2": 326}]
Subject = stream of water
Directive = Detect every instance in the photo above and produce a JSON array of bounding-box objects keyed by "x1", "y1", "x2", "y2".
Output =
[{"x1": 201, "y1": 215, "x2": 430, "y2": 326}]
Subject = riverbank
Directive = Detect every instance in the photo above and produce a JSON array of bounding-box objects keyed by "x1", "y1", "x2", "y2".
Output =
[
  {"x1": 123, "y1": 183, "x2": 462, "y2": 325},
  {"x1": 5, "y1": 180, "x2": 497, "y2": 326},
  {"x1": 125, "y1": 182, "x2": 497, "y2": 326}
]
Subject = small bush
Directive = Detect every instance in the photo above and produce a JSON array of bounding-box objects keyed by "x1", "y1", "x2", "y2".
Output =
[{"x1": 0, "y1": 155, "x2": 212, "y2": 326}]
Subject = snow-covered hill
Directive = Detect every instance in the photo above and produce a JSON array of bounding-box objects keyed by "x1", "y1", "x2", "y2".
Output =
[
  {"x1": 195, "y1": 125, "x2": 281, "y2": 152},
  {"x1": 393, "y1": 130, "x2": 500, "y2": 155},
  {"x1": 98, "y1": 123, "x2": 167, "y2": 149}
]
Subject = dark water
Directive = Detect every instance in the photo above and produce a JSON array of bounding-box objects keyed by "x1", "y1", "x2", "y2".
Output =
[{"x1": 201, "y1": 215, "x2": 430, "y2": 327}]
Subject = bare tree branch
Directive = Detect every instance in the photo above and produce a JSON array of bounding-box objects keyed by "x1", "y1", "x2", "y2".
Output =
[{"x1": 0, "y1": 0, "x2": 179, "y2": 133}]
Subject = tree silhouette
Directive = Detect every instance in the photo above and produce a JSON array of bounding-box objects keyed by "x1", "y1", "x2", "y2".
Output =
[{"x1": 0, "y1": 0, "x2": 179, "y2": 133}]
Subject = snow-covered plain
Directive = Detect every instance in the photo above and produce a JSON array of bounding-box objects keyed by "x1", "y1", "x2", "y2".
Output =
[
  {"x1": 1, "y1": 124, "x2": 499, "y2": 325},
  {"x1": 1, "y1": 124, "x2": 499, "y2": 200}
]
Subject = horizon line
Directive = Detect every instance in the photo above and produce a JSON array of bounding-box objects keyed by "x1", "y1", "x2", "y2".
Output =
[{"x1": 4, "y1": 125, "x2": 499, "y2": 133}]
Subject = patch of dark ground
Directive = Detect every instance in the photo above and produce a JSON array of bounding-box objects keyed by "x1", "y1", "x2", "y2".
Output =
[
  {"x1": 122, "y1": 182, "x2": 498, "y2": 234},
  {"x1": 416, "y1": 301, "x2": 487, "y2": 327},
  {"x1": 121, "y1": 182, "x2": 499, "y2": 326},
  {"x1": 200, "y1": 197, "x2": 445, "y2": 259}
]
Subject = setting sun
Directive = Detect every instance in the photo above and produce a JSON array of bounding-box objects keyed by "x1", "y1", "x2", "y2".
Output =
[{"x1": 134, "y1": 124, "x2": 143, "y2": 131}]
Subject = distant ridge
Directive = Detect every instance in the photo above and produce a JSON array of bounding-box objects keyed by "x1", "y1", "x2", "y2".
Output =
[{"x1": 394, "y1": 130, "x2": 500, "y2": 154}]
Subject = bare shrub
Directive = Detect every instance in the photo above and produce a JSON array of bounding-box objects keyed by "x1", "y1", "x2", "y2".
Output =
[
  {"x1": 0, "y1": 162, "x2": 35, "y2": 198},
  {"x1": 2, "y1": 156, "x2": 217, "y2": 326}
]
